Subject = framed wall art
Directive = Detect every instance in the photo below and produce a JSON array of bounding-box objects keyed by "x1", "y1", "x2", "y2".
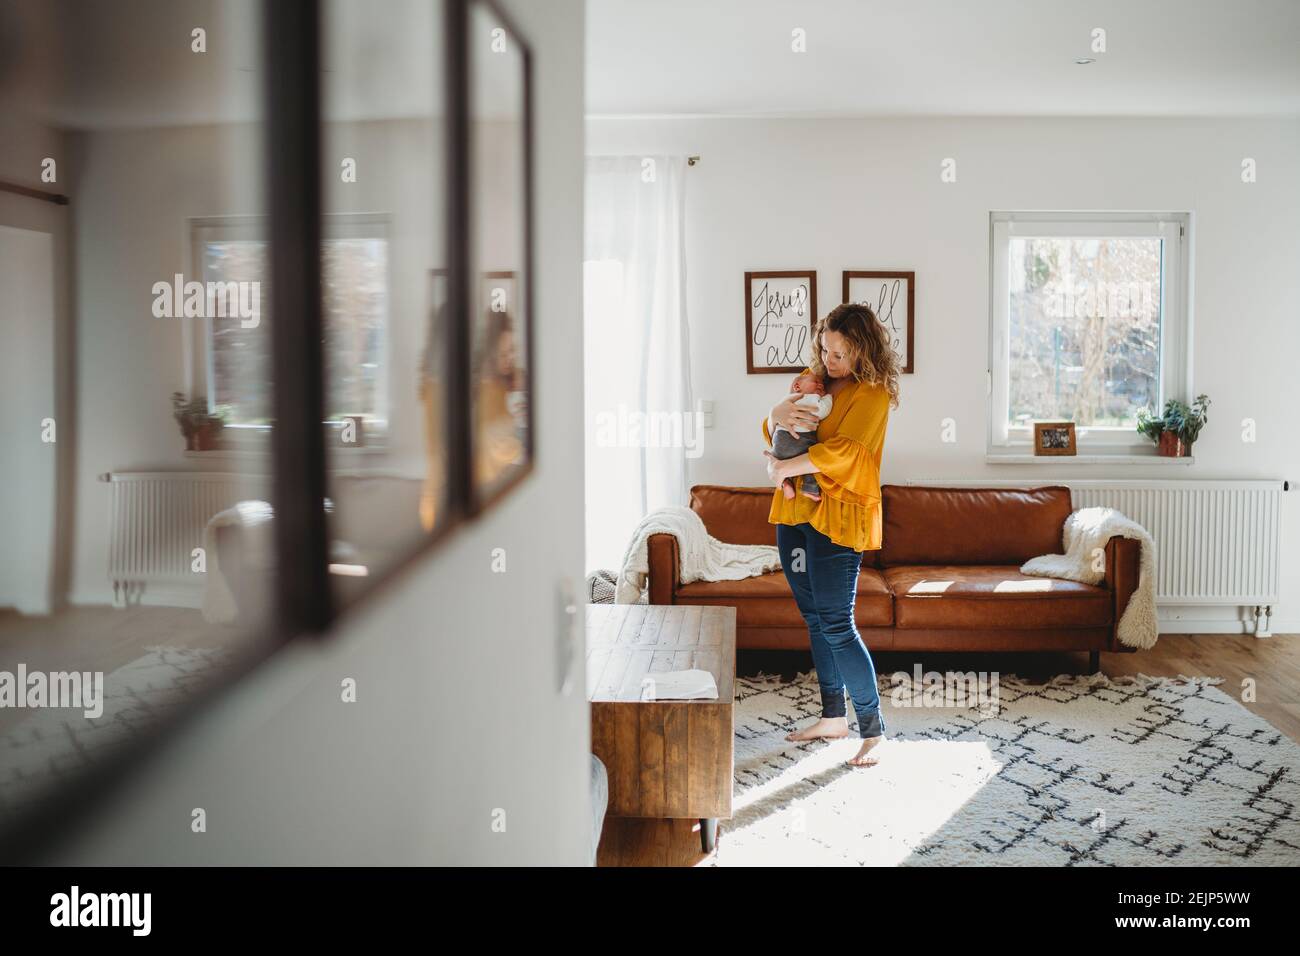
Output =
[
  {"x1": 843, "y1": 270, "x2": 915, "y2": 373},
  {"x1": 745, "y1": 270, "x2": 817, "y2": 374}
]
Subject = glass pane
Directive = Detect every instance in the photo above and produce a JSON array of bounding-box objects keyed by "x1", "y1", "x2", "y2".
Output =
[
  {"x1": 1007, "y1": 236, "x2": 1162, "y2": 429},
  {"x1": 0, "y1": 0, "x2": 276, "y2": 852},
  {"x1": 199, "y1": 232, "x2": 395, "y2": 429},
  {"x1": 320, "y1": 0, "x2": 450, "y2": 607},
  {"x1": 204, "y1": 239, "x2": 272, "y2": 425},
  {"x1": 468, "y1": 0, "x2": 531, "y2": 504},
  {"x1": 322, "y1": 237, "x2": 389, "y2": 422}
]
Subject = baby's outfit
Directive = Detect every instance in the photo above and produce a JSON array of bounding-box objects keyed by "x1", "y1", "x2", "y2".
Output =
[{"x1": 770, "y1": 392, "x2": 834, "y2": 497}]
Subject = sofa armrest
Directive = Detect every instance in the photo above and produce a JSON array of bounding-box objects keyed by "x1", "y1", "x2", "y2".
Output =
[
  {"x1": 646, "y1": 533, "x2": 680, "y2": 605},
  {"x1": 1103, "y1": 536, "x2": 1142, "y2": 650}
]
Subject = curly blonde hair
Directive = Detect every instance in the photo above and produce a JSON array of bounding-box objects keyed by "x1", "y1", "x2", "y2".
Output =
[{"x1": 809, "y1": 302, "x2": 901, "y2": 409}]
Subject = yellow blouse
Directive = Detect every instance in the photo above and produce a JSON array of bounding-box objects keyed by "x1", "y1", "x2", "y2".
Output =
[{"x1": 761, "y1": 368, "x2": 890, "y2": 552}]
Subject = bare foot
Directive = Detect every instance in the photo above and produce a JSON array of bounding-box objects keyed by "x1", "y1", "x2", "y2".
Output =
[
  {"x1": 782, "y1": 479, "x2": 796, "y2": 500},
  {"x1": 847, "y1": 735, "x2": 884, "y2": 767},
  {"x1": 802, "y1": 490, "x2": 821, "y2": 501},
  {"x1": 785, "y1": 716, "x2": 849, "y2": 742}
]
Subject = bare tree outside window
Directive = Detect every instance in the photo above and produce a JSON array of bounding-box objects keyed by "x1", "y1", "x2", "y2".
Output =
[
  {"x1": 205, "y1": 240, "x2": 272, "y2": 424},
  {"x1": 203, "y1": 237, "x2": 388, "y2": 426},
  {"x1": 1007, "y1": 236, "x2": 1161, "y2": 430}
]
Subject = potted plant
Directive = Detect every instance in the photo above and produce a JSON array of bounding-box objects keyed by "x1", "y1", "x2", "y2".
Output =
[
  {"x1": 171, "y1": 392, "x2": 226, "y2": 452},
  {"x1": 1136, "y1": 394, "x2": 1210, "y2": 457}
]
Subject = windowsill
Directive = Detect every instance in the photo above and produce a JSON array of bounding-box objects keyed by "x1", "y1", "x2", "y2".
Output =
[
  {"x1": 181, "y1": 444, "x2": 425, "y2": 481},
  {"x1": 986, "y1": 453, "x2": 1195, "y2": 465},
  {"x1": 185, "y1": 423, "x2": 391, "y2": 460},
  {"x1": 183, "y1": 445, "x2": 389, "y2": 461}
]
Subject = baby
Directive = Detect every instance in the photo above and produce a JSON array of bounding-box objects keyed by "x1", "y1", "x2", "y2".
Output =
[{"x1": 769, "y1": 372, "x2": 833, "y2": 500}]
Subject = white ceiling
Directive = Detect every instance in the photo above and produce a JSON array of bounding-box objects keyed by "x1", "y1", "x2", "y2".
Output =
[
  {"x1": 0, "y1": 0, "x2": 445, "y2": 128},
  {"x1": 6, "y1": 0, "x2": 1297, "y2": 127},
  {"x1": 586, "y1": 0, "x2": 1300, "y2": 117}
]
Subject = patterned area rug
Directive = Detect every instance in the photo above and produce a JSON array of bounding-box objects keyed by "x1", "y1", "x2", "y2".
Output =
[
  {"x1": 0, "y1": 647, "x2": 227, "y2": 823},
  {"x1": 718, "y1": 671, "x2": 1300, "y2": 866}
]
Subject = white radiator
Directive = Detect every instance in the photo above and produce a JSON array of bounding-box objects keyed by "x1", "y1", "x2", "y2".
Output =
[
  {"x1": 907, "y1": 479, "x2": 1284, "y2": 627},
  {"x1": 102, "y1": 471, "x2": 269, "y2": 606}
]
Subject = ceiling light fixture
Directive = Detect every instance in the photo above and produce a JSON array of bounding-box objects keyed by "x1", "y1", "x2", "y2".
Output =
[{"x1": 1074, "y1": 57, "x2": 1095, "y2": 65}]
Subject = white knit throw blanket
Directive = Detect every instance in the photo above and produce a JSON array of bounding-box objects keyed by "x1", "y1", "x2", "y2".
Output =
[
  {"x1": 201, "y1": 500, "x2": 275, "y2": 624},
  {"x1": 1020, "y1": 506, "x2": 1159, "y2": 649},
  {"x1": 615, "y1": 506, "x2": 782, "y2": 605}
]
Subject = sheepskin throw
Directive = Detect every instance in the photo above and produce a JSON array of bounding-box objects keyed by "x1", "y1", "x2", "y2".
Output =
[{"x1": 1021, "y1": 507, "x2": 1158, "y2": 649}]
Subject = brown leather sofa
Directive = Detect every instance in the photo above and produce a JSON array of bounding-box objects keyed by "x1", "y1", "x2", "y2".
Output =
[{"x1": 646, "y1": 484, "x2": 1143, "y2": 668}]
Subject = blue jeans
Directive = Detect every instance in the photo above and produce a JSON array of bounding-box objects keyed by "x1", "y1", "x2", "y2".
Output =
[{"x1": 776, "y1": 522, "x2": 885, "y2": 738}]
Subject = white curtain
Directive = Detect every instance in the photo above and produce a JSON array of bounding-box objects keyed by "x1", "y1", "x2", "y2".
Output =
[{"x1": 584, "y1": 155, "x2": 694, "y2": 574}]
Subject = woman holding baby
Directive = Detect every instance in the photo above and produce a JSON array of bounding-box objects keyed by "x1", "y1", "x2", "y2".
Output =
[{"x1": 761, "y1": 302, "x2": 900, "y2": 767}]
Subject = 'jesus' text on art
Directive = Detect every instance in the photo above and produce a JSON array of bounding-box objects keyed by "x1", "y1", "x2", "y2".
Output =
[{"x1": 752, "y1": 281, "x2": 809, "y2": 367}]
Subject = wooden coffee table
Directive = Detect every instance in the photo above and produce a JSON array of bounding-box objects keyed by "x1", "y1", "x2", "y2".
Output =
[{"x1": 586, "y1": 604, "x2": 735, "y2": 853}]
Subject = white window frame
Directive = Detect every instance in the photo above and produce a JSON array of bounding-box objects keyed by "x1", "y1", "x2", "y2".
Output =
[
  {"x1": 987, "y1": 210, "x2": 1193, "y2": 457},
  {"x1": 187, "y1": 213, "x2": 393, "y2": 445}
]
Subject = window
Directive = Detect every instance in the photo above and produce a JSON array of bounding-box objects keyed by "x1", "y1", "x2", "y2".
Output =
[
  {"x1": 191, "y1": 215, "x2": 391, "y2": 432},
  {"x1": 988, "y1": 212, "x2": 1191, "y2": 455}
]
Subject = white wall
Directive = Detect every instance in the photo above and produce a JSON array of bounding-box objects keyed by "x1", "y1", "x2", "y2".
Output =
[
  {"x1": 0, "y1": 227, "x2": 56, "y2": 613},
  {"x1": 65, "y1": 122, "x2": 262, "y2": 606},
  {"x1": 0, "y1": 112, "x2": 74, "y2": 612},
  {"x1": 48, "y1": 0, "x2": 590, "y2": 864},
  {"x1": 587, "y1": 116, "x2": 1300, "y2": 632}
]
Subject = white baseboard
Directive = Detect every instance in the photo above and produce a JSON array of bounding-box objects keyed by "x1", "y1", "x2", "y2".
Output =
[
  {"x1": 1156, "y1": 604, "x2": 1295, "y2": 636},
  {"x1": 62, "y1": 587, "x2": 1293, "y2": 635},
  {"x1": 68, "y1": 588, "x2": 114, "y2": 608},
  {"x1": 69, "y1": 584, "x2": 203, "y2": 611}
]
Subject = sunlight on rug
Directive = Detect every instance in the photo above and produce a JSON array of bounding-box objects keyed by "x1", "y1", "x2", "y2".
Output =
[{"x1": 715, "y1": 671, "x2": 1300, "y2": 867}]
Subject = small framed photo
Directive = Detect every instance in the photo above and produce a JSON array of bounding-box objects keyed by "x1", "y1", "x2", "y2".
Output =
[
  {"x1": 1033, "y1": 421, "x2": 1077, "y2": 456},
  {"x1": 745, "y1": 270, "x2": 817, "y2": 374},
  {"x1": 843, "y1": 270, "x2": 915, "y2": 373}
]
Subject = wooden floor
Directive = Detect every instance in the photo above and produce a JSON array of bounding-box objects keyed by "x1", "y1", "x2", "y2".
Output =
[{"x1": 596, "y1": 633, "x2": 1300, "y2": 867}]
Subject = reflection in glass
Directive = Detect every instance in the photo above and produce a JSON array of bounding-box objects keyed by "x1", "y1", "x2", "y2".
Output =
[
  {"x1": 420, "y1": 271, "x2": 450, "y2": 531},
  {"x1": 468, "y1": 0, "x2": 531, "y2": 504},
  {"x1": 321, "y1": 0, "x2": 450, "y2": 605},
  {"x1": 0, "y1": 0, "x2": 274, "y2": 851}
]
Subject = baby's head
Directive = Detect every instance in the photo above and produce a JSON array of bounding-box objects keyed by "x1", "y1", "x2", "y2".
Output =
[{"x1": 790, "y1": 373, "x2": 825, "y2": 396}]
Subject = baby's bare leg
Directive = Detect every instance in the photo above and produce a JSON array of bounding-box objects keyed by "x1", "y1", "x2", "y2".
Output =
[{"x1": 800, "y1": 473, "x2": 822, "y2": 500}]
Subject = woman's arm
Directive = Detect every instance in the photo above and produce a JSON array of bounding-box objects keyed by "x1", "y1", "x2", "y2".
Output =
[
  {"x1": 805, "y1": 387, "x2": 889, "y2": 500},
  {"x1": 770, "y1": 395, "x2": 820, "y2": 434},
  {"x1": 764, "y1": 449, "x2": 817, "y2": 480}
]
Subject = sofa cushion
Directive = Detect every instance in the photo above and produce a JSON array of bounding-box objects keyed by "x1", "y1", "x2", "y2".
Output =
[
  {"x1": 884, "y1": 565, "x2": 1112, "y2": 629},
  {"x1": 879, "y1": 485, "x2": 1071, "y2": 566},
  {"x1": 675, "y1": 567, "x2": 893, "y2": 627},
  {"x1": 689, "y1": 485, "x2": 778, "y2": 546}
]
